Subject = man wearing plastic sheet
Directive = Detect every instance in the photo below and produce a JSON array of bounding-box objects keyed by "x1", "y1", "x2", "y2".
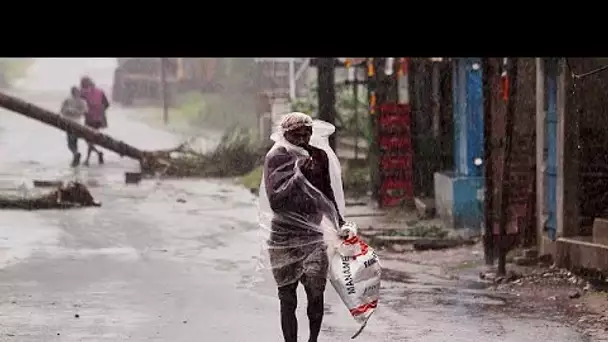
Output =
[{"x1": 262, "y1": 112, "x2": 346, "y2": 342}]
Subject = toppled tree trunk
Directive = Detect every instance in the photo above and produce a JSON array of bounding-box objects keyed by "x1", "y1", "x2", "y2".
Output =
[
  {"x1": 0, "y1": 91, "x2": 146, "y2": 160},
  {"x1": 0, "y1": 90, "x2": 269, "y2": 178},
  {"x1": 0, "y1": 90, "x2": 170, "y2": 174},
  {"x1": 0, "y1": 181, "x2": 100, "y2": 210}
]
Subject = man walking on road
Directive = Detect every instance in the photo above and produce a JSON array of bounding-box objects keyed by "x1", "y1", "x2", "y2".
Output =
[
  {"x1": 80, "y1": 76, "x2": 110, "y2": 166},
  {"x1": 60, "y1": 86, "x2": 88, "y2": 167},
  {"x1": 263, "y1": 113, "x2": 345, "y2": 342}
]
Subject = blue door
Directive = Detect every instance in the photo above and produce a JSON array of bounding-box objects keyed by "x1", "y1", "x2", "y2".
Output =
[
  {"x1": 453, "y1": 58, "x2": 484, "y2": 177},
  {"x1": 545, "y1": 58, "x2": 558, "y2": 240},
  {"x1": 465, "y1": 58, "x2": 484, "y2": 178}
]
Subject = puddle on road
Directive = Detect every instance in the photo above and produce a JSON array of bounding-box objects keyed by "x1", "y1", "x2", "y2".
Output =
[
  {"x1": 376, "y1": 257, "x2": 512, "y2": 318},
  {"x1": 211, "y1": 259, "x2": 239, "y2": 272},
  {"x1": 196, "y1": 235, "x2": 227, "y2": 249},
  {"x1": 434, "y1": 293, "x2": 506, "y2": 307}
]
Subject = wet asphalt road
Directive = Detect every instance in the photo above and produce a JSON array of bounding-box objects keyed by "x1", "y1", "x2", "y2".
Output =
[{"x1": 0, "y1": 59, "x2": 592, "y2": 341}]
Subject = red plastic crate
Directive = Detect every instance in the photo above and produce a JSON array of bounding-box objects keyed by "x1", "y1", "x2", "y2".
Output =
[
  {"x1": 379, "y1": 103, "x2": 411, "y2": 116},
  {"x1": 381, "y1": 155, "x2": 413, "y2": 170},
  {"x1": 379, "y1": 114, "x2": 411, "y2": 130},
  {"x1": 380, "y1": 136, "x2": 412, "y2": 150},
  {"x1": 380, "y1": 175, "x2": 413, "y2": 186}
]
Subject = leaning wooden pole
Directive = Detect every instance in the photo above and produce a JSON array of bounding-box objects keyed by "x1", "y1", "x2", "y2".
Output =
[
  {"x1": 317, "y1": 58, "x2": 337, "y2": 150},
  {"x1": 0, "y1": 90, "x2": 146, "y2": 161},
  {"x1": 497, "y1": 58, "x2": 519, "y2": 276},
  {"x1": 481, "y1": 57, "x2": 495, "y2": 266}
]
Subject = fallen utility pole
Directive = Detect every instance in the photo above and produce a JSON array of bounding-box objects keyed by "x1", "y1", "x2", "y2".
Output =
[
  {"x1": 497, "y1": 58, "x2": 519, "y2": 276},
  {"x1": 0, "y1": 90, "x2": 146, "y2": 161},
  {"x1": 0, "y1": 90, "x2": 257, "y2": 178}
]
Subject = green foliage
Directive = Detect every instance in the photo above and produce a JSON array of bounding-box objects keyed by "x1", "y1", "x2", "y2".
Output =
[
  {"x1": 171, "y1": 126, "x2": 264, "y2": 178},
  {"x1": 216, "y1": 58, "x2": 258, "y2": 92},
  {"x1": 291, "y1": 82, "x2": 371, "y2": 141},
  {"x1": 175, "y1": 91, "x2": 207, "y2": 119},
  {"x1": 342, "y1": 165, "x2": 370, "y2": 197},
  {"x1": 174, "y1": 90, "x2": 257, "y2": 130},
  {"x1": 291, "y1": 97, "x2": 317, "y2": 117},
  {"x1": 166, "y1": 58, "x2": 259, "y2": 131},
  {"x1": 239, "y1": 165, "x2": 263, "y2": 193}
]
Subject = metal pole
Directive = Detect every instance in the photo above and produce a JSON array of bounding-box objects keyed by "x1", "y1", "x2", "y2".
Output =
[
  {"x1": 431, "y1": 61, "x2": 441, "y2": 138},
  {"x1": 535, "y1": 58, "x2": 545, "y2": 252},
  {"x1": 317, "y1": 58, "x2": 337, "y2": 150},
  {"x1": 482, "y1": 58, "x2": 495, "y2": 266},
  {"x1": 353, "y1": 69, "x2": 359, "y2": 160},
  {"x1": 160, "y1": 58, "x2": 169, "y2": 124},
  {"x1": 369, "y1": 58, "x2": 386, "y2": 204},
  {"x1": 288, "y1": 58, "x2": 296, "y2": 102}
]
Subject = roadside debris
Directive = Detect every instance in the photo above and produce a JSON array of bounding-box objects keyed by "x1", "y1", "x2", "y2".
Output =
[
  {"x1": 33, "y1": 180, "x2": 63, "y2": 188},
  {"x1": 0, "y1": 181, "x2": 100, "y2": 210},
  {"x1": 480, "y1": 263, "x2": 608, "y2": 340},
  {"x1": 362, "y1": 222, "x2": 477, "y2": 252},
  {"x1": 141, "y1": 128, "x2": 268, "y2": 178},
  {"x1": 480, "y1": 264, "x2": 605, "y2": 296},
  {"x1": 124, "y1": 172, "x2": 142, "y2": 184}
]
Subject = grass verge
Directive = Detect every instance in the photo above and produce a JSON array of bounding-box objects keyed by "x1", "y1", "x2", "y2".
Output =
[
  {"x1": 137, "y1": 90, "x2": 258, "y2": 132},
  {"x1": 174, "y1": 91, "x2": 257, "y2": 129},
  {"x1": 239, "y1": 165, "x2": 263, "y2": 194}
]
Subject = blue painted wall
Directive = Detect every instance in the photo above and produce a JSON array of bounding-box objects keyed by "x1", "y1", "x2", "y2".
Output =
[
  {"x1": 435, "y1": 58, "x2": 485, "y2": 231},
  {"x1": 545, "y1": 58, "x2": 558, "y2": 240},
  {"x1": 453, "y1": 176, "x2": 484, "y2": 230},
  {"x1": 453, "y1": 58, "x2": 484, "y2": 177}
]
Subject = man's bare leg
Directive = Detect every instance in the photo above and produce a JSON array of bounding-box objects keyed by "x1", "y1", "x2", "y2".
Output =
[
  {"x1": 302, "y1": 275, "x2": 326, "y2": 342},
  {"x1": 278, "y1": 282, "x2": 299, "y2": 342}
]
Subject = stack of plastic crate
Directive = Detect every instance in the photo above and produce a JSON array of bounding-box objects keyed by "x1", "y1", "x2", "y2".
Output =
[{"x1": 378, "y1": 103, "x2": 413, "y2": 207}]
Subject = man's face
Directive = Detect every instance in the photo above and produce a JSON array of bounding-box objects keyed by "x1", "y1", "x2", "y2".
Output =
[{"x1": 284, "y1": 126, "x2": 312, "y2": 147}]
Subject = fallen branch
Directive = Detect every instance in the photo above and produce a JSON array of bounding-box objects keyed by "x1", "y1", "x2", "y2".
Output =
[{"x1": 0, "y1": 181, "x2": 100, "y2": 210}]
